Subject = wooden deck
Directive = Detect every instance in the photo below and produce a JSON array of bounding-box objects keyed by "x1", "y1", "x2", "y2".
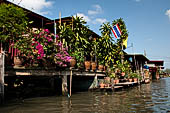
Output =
[{"x1": 5, "y1": 68, "x2": 106, "y2": 77}]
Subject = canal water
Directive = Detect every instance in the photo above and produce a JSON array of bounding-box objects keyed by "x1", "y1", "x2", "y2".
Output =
[{"x1": 0, "y1": 77, "x2": 170, "y2": 113}]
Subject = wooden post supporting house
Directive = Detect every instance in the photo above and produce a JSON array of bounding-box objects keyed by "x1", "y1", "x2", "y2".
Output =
[
  {"x1": 69, "y1": 68, "x2": 73, "y2": 97},
  {"x1": 0, "y1": 52, "x2": 5, "y2": 104},
  {"x1": 62, "y1": 74, "x2": 68, "y2": 96}
]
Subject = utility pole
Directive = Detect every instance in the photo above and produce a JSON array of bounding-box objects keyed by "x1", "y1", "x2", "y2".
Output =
[
  {"x1": 54, "y1": 19, "x2": 56, "y2": 42},
  {"x1": 121, "y1": 40, "x2": 124, "y2": 64}
]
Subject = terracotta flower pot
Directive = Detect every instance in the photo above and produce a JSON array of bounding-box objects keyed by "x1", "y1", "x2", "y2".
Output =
[
  {"x1": 128, "y1": 78, "x2": 133, "y2": 82},
  {"x1": 133, "y1": 78, "x2": 138, "y2": 82},
  {"x1": 99, "y1": 83, "x2": 105, "y2": 88},
  {"x1": 113, "y1": 80, "x2": 116, "y2": 84},
  {"x1": 121, "y1": 72, "x2": 125, "y2": 77},
  {"x1": 115, "y1": 79, "x2": 119, "y2": 84},
  {"x1": 105, "y1": 77, "x2": 111, "y2": 83},
  {"x1": 98, "y1": 64, "x2": 104, "y2": 71},
  {"x1": 70, "y1": 58, "x2": 76, "y2": 68},
  {"x1": 84, "y1": 61, "x2": 91, "y2": 70},
  {"x1": 14, "y1": 56, "x2": 22, "y2": 67},
  {"x1": 91, "y1": 62, "x2": 96, "y2": 71}
]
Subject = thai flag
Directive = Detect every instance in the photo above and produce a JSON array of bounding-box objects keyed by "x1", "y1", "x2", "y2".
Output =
[{"x1": 111, "y1": 24, "x2": 122, "y2": 38}]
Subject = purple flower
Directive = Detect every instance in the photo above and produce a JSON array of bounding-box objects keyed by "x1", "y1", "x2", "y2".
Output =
[{"x1": 56, "y1": 35, "x2": 59, "y2": 38}]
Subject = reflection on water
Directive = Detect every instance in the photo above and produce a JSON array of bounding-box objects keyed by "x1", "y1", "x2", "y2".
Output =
[{"x1": 1, "y1": 78, "x2": 170, "y2": 113}]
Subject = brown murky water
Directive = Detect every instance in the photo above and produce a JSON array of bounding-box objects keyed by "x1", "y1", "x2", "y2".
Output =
[{"x1": 0, "y1": 77, "x2": 170, "y2": 113}]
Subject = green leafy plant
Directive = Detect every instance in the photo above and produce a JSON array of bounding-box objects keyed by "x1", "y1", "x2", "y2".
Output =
[
  {"x1": 58, "y1": 16, "x2": 91, "y2": 68},
  {"x1": 115, "y1": 60, "x2": 132, "y2": 74},
  {"x1": 0, "y1": 3, "x2": 29, "y2": 50},
  {"x1": 129, "y1": 72, "x2": 139, "y2": 79},
  {"x1": 97, "y1": 18, "x2": 128, "y2": 68},
  {"x1": 97, "y1": 22, "x2": 117, "y2": 66},
  {"x1": 112, "y1": 18, "x2": 128, "y2": 50}
]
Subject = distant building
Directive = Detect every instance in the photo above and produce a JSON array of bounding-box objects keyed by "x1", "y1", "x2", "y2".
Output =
[
  {"x1": 147, "y1": 60, "x2": 164, "y2": 79},
  {"x1": 124, "y1": 54, "x2": 149, "y2": 73}
]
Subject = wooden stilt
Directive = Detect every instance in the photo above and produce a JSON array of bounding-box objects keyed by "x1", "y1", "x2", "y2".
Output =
[
  {"x1": 70, "y1": 68, "x2": 73, "y2": 97},
  {"x1": 62, "y1": 75, "x2": 68, "y2": 96}
]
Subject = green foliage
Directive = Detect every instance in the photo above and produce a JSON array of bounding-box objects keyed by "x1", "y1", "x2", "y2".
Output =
[
  {"x1": 58, "y1": 16, "x2": 92, "y2": 68},
  {"x1": 112, "y1": 18, "x2": 128, "y2": 48},
  {"x1": 98, "y1": 18, "x2": 129, "y2": 67},
  {"x1": 109, "y1": 72, "x2": 116, "y2": 78},
  {"x1": 97, "y1": 22, "x2": 117, "y2": 65},
  {"x1": 113, "y1": 60, "x2": 132, "y2": 76},
  {"x1": 129, "y1": 72, "x2": 139, "y2": 79},
  {"x1": 0, "y1": 3, "x2": 29, "y2": 42}
]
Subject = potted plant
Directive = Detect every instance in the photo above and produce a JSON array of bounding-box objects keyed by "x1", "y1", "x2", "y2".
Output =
[
  {"x1": 129, "y1": 72, "x2": 139, "y2": 82},
  {"x1": 98, "y1": 60, "x2": 104, "y2": 71},
  {"x1": 133, "y1": 73, "x2": 139, "y2": 82},
  {"x1": 70, "y1": 50, "x2": 84, "y2": 69},
  {"x1": 109, "y1": 72, "x2": 117, "y2": 84},
  {"x1": 91, "y1": 62, "x2": 97, "y2": 71},
  {"x1": 99, "y1": 79, "x2": 105, "y2": 88},
  {"x1": 108, "y1": 68, "x2": 119, "y2": 84},
  {"x1": 128, "y1": 73, "x2": 133, "y2": 82},
  {"x1": 70, "y1": 57, "x2": 76, "y2": 68},
  {"x1": 84, "y1": 60, "x2": 91, "y2": 71}
]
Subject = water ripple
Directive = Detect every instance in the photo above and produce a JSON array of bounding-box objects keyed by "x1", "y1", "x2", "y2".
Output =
[{"x1": 1, "y1": 77, "x2": 170, "y2": 113}]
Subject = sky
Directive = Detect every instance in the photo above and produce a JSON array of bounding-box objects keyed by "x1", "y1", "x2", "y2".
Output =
[{"x1": 8, "y1": 0, "x2": 170, "y2": 69}]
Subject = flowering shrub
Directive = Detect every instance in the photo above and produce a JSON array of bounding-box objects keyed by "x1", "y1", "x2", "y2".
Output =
[
  {"x1": 15, "y1": 28, "x2": 71, "y2": 68},
  {"x1": 54, "y1": 42, "x2": 71, "y2": 67},
  {"x1": 31, "y1": 29, "x2": 54, "y2": 60}
]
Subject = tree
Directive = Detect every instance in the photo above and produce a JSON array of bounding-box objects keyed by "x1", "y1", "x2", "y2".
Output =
[
  {"x1": 112, "y1": 18, "x2": 128, "y2": 50},
  {"x1": 98, "y1": 18, "x2": 128, "y2": 66},
  {"x1": 112, "y1": 18, "x2": 128, "y2": 65},
  {"x1": 97, "y1": 22, "x2": 117, "y2": 66},
  {"x1": 0, "y1": 3, "x2": 29, "y2": 50}
]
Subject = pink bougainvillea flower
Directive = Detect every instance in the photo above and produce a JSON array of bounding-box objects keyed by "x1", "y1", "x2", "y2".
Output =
[{"x1": 44, "y1": 29, "x2": 49, "y2": 33}]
